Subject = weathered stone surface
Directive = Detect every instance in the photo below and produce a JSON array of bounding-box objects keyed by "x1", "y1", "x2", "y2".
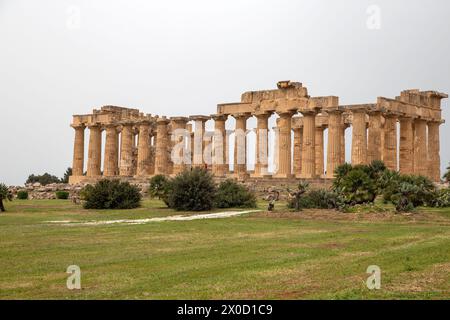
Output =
[{"x1": 69, "y1": 82, "x2": 446, "y2": 184}]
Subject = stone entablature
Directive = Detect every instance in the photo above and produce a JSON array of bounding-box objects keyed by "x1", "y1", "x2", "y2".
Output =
[{"x1": 69, "y1": 81, "x2": 447, "y2": 184}]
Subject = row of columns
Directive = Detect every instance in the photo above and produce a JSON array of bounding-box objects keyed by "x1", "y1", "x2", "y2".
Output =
[
  {"x1": 72, "y1": 110, "x2": 441, "y2": 181},
  {"x1": 351, "y1": 111, "x2": 441, "y2": 181}
]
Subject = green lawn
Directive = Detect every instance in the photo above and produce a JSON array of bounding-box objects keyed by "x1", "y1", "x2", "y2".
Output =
[{"x1": 0, "y1": 199, "x2": 449, "y2": 299}]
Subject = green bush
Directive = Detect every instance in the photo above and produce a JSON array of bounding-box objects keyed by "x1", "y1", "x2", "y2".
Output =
[
  {"x1": 17, "y1": 191, "x2": 29, "y2": 200},
  {"x1": 148, "y1": 175, "x2": 171, "y2": 206},
  {"x1": 55, "y1": 191, "x2": 70, "y2": 200},
  {"x1": 214, "y1": 179, "x2": 257, "y2": 208},
  {"x1": 81, "y1": 180, "x2": 142, "y2": 210},
  {"x1": 431, "y1": 188, "x2": 450, "y2": 207},
  {"x1": 167, "y1": 168, "x2": 216, "y2": 211},
  {"x1": 332, "y1": 165, "x2": 377, "y2": 205},
  {"x1": 380, "y1": 172, "x2": 436, "y2": 209},
  {"x1": 288, "y1": 188, "x2": 341, "y2": 210}
]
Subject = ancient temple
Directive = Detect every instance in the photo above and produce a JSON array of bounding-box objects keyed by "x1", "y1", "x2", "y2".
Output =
[{"x1": 69, "y1": 81, "x2": 447, "y2": 184}]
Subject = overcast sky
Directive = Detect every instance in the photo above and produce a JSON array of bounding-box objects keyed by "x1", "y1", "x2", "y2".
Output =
[{"x1": 1, "y1": 0, "x2": 449, "y2": 185}]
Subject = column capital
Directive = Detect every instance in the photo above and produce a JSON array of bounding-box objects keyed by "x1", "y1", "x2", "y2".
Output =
[
  {"x1": 324, "y1": 107, "x2": 345, "y2": 114},
  {"x1": 210, "y1": 114, "x2": 228, "y2": 122},
  {"x1": 156, "y1": 117, "x2": 171, "y2": 125},
  {"x1": 231, "y1": 113, "x2": 251, "y2": 120},
  {"x1": 189, "y1": 115, "x2": 210, "y2": 122},
  {"x1": 170, "y1": 116, "x2": 189, "y2": 123},
  {"x1": 71, "y1": 123, "x2": 86, "y2": 130},
  {"x1": 86, "y1": 123, "x2": 102, "y2": 129},
  {"x1": 276, "y1": 110, "x2": 295, "y2": 118},
  {"x1": 254, "y1": 111, "x2": 272, "y2": 119}
]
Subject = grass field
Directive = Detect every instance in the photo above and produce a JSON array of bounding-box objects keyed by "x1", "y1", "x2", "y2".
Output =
[{"x1": 0, "y1": 199, "x2": 449, "y2": 299}]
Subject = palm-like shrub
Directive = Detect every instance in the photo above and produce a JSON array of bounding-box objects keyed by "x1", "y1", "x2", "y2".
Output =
[
  {"x1": 214, "y1": 179, "x2": 257, "y2": 209},
  {"x1": 431, "y1": 188, "x2": 450, "y2": 207},
  {"x1": 168, "y1": 168, "x2": 216, "y2": 211},
  {"x1": 391, "y1": 182, "x2": 419, "y2": 212},
  {"x1": 443, "y1": 163, "x2": 450, "y2": 183},
  {"x1": 333, "y1": 166, "x2": 377, "y2": 205},
  {"x1": 0, "y1": 183, "x2": 13, "y2": 212},
  {"x1": 81, "y1": 180, "x2": 141, "y2": 209},
  {"x1": 148, "y1": 175, "x2": 171, "y2": 206}
]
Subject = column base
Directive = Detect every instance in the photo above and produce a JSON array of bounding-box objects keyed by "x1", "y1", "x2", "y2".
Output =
[
  {"x1": 298, "y1": 173, "x2": 318, "y2": 179},
  {"x1": 69, "y1": 175, "x2": 85, "y2": 184},
  {"x1": 273, "y1": 173, "x2": 295, "y2": 179},
  {"x1": 250, "y1": 173, "x2": 272, "y2": 179}
]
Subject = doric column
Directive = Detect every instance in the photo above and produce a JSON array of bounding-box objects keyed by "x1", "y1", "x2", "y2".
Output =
[
  {"x1": 367, "y1": 110, "x2": 383, "y2": 163},
  {"x1": 86, "y1": 124, "x2": 102, "y2": 177},
  {"x1": 103, "y1": 124, "x2": 119, "y2": 177},
  {"x1": 71, "y1": 124, "x2": 85, "y2": 177},
  {"x1": 119, "y1": 123, "x2": 134, "y2": 177},
  {"x1": 275, "y1": 112, "x2": 294, "y2": 178},
  {"x1": 293, "y1": 126, "x2": 303, "y2": 177},
  {"x1": 190, "y1": 116, "x2": 210, "y2": 168},
  {"x1": 253, "y1": 112, "x2": 270, "y2": 177},
  {"x1": 413, "y1": 118, "x2": 428, "y2": 176},
  {"x1": 315, "y1": 125, "x2": 325, "y2": 177},
  {"x1": 211, "y1": 114, "x2": 228, "y2": 177},
  {"x1": 300, "y1": 111, "x2": 317, "y2": 178},
  {"x1": 383, "y1": 114, "x2": 398, "y2": 171},
  {"x1": 351, "y1": 109, "x2": 367, "y2": 165},
  {"x1": 136, "y1": 121, "x2": 152, "y2": 176},
  {"x1": 428, "y1": 120, "x2": 441, "y2": 181},
  {"x1": 154, "y1": 117, "x2": 170, "y2": 175},
  {"x1": 233, "y1": 113, "x2": 250, "y2": 177},
  {"x1": 326, "y1": 110, "x2": 343, "y2": 178},
  {"x1": 340, "y1": 123, "x2": 347, "y2": 164},
  {"x1": 170, "y1": 117, "x2": 189, "y2": 175},
  {"x1": 399, "y1": 117, "x2": 414, "y2": 175}
]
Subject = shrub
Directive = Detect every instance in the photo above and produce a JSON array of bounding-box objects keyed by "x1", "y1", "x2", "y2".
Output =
[
  {"x1": 214, "y1": 179, "x2": 257, "y2": 208},
  {"x1": 148, "y1": 175, "x2": 171, "y2": 206},
  {"x1": 332, "y1": 166, "x2": 377, "y2": 205},
  {"x1": 443, "y1": 163, "x2": 450, "y2": 183},
  {"x1": 17, "y1": 191, "x2": 29, "y2": 200},
  {"x1": 431, "y1": 188, "x2": 450, "y2": 207},
  {"x1": 288, "y1": 188, "x2": 341, "y2": 210},
  {"x1": 390, "y1": 182, "x2": 419, "y2": 213},
  {"x1": 81, "y1": 180, "x2": 142, "y2": 210},
  {"x1": 0, "y1": 183, "x2": 13, "y2": 212},
  {"x1": 380, "y1": 172, "x2": 436, "y2": 208},
  {"x1": 55, "y1": 191, "x2": 70, "y2": 200},
  {"x1": 167, "y1": 168, "x2": 216, "y2": 211}
]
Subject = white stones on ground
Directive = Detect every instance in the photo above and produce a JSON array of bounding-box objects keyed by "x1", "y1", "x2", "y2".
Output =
[{"x1": 46, "y1": 210, "x2": 261, "y2": 227}]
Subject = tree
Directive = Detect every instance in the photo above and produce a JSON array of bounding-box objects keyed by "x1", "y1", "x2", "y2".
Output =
[
  {"x1": 0, "y1": 183, "x2": 13, "y2": 212},
  {"x1": 26, "y1": 173, "x2": 61, "y2": 185},
  {"x1": 61, "y1": 168, "x2": 72, "y2": 183},
  {"x1": 287, "y1": 181, "x2": 309, "y2": 211}
]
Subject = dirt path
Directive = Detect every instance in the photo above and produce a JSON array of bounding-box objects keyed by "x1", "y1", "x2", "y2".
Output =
[{"x1": 46, "y1": 210, "x2": 261, "y2": 226}]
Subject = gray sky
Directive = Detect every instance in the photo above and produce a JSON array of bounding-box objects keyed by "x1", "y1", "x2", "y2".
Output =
[{"x1": 1, "y1": 0, "x2": 449, "y2": 185}]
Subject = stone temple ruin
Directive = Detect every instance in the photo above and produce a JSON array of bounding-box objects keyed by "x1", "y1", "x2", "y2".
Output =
[{"x1": 69, "y1": 81, "x2": 447, "y2": 185}]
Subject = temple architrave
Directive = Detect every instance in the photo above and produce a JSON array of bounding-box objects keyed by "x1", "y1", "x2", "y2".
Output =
[{"x1": 69, "y1": 81, "x2": 447, "y2": 184}]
